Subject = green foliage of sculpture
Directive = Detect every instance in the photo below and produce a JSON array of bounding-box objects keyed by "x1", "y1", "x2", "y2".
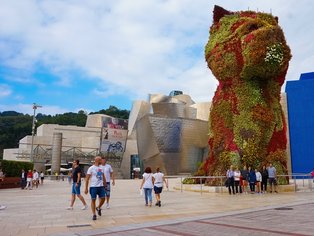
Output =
[{"x1": 200, "y1": 6, "x2": 292, "y2": 178}]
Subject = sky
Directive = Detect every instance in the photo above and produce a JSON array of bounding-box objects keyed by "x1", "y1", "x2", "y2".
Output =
[{"x1": 0, "y1": 0, "x2": 313, "y2": 115}]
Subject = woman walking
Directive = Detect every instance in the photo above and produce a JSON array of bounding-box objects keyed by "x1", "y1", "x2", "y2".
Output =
[
  {"x1": 140, "y1": 167, "x2": 153, "y2": 206},
  {"x1": 25, "y1": 169, "x2": 33, "y2": 190},
  {"x1": 152, "y1": 168, "x2": 168, "y2": 207}
]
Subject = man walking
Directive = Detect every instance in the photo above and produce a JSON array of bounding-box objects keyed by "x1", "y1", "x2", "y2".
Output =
[
  {"x1": 100, "y1": 157, "x2": 115, "y2": 209},
  {"x1": 67, "y1": 160, "x2": 88, "y2": 210},
  {"x1": 20, "y1": 169, "x2": 27, "y2": 189},
  {"x1": 85, "y1": 156, "x2": 107, "y2": 220}
]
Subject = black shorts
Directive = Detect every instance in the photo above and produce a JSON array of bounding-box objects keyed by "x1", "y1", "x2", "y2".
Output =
[
  {"x1": 269, "y1": 178, "x2": 277, "y2": 185},
  {"x1": 154, "y1": 186, "x2": 163, "y2": 194}
]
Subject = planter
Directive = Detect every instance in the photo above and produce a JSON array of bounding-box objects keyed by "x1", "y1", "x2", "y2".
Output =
[
  {"x1": 174, "y1": 183, "x2": 296, "y2": 193},
  {"x1": 0, "y1": 177, "x2": 21, "y2": 189}
]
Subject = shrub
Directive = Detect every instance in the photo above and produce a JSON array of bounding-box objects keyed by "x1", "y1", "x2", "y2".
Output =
[
  {"x1": 0, "y1": 160, "x2": 33, "y2": 177},
  {"x1": 182, "y1": 178, "x2": 196, "y2": 184}
]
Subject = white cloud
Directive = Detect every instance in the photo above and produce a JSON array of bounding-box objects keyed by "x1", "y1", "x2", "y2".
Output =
[
  {"x1": 0, "y1": 0, "x2": 313, "y2": 107},
  {"x1": 0, "y1": 103, "x2": 69, "y2": 115},
  {"x1": 0, "y1": 84, "x2": 12, "y2": 97}
]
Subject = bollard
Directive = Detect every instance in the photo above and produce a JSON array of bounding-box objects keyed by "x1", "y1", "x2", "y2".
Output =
[{"x1": 181, "y1": 176, "x2": 183, "y2": 193}]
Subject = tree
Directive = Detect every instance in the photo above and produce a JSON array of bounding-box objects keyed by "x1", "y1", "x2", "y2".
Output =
[{"x1": 0, "y1": 106, "x2": 130, "y2": 159}]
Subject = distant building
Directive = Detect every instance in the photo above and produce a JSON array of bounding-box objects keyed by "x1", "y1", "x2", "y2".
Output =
[
  {"x1": 3, "y1": 91, "x2": 211, "y2": 177},
  {"x1": 130, "y1": 92, "x2": 211, "y2": 175},
  {"x1": 169, "y1": 90, "x2": 183, "y2": 97}
]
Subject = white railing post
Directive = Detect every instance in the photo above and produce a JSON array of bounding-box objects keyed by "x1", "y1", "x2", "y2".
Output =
[{"x1": 180, "y1": 176, "x2": 183, "y2": 193}]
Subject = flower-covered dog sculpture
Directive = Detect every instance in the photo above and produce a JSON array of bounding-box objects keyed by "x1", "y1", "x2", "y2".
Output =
[{"x1": 201, "y1": 6, "x2": 291, "y2": 177}]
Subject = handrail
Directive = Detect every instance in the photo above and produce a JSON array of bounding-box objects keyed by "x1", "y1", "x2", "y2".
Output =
[{"x1": 164, "y1": 174, "x2": 314, "y2": 195}]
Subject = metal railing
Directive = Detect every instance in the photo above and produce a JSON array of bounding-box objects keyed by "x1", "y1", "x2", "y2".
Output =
[{"x1": 164, "y1": 173, "x2": 314, "y2": 195}]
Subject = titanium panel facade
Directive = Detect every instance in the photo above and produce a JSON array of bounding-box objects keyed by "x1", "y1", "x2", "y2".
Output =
[{"x1": 136, "y1": 114, "x2": 208, "y2": 175}]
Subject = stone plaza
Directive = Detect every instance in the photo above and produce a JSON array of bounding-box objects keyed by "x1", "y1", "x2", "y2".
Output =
[{"x1": 1, "y1": 178, "x2": 314, "y2": 236}]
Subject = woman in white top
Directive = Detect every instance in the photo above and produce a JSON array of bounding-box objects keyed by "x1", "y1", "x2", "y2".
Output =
[
  {"x1": 255, "y1": 169, "x2": 262, "y2": 194},
  {"x1": 152, "y1": 168, "x2": 168, "y2": 207},
  {"x1": 233, "y1": 167, "x2": 242, "y2": 194},
  {"x1": 140, "y1": 167, "x2": 153, "y2": 206}
]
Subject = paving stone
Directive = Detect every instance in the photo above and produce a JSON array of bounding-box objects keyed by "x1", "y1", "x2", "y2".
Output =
[{"x1": 0, "y1": 179, "x2": 314, "y2": 236}]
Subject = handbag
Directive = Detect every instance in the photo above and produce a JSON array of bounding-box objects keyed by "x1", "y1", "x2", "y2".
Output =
[{"x1": 225, "y1": 179, "x2": 230, "y2": 187}]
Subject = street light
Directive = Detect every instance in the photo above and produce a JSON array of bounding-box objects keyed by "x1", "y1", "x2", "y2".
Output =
[{"x1": 30, "y1": 103, "x2": 42, "y2": 163}]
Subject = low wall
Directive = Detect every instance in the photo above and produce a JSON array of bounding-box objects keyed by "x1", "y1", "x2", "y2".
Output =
[
  {"x1": 173, "y1": 183, "x2": 296, "y2": 193},
  {"x1": 0, "y1": 177, "x2": 21, "y2": 189}
]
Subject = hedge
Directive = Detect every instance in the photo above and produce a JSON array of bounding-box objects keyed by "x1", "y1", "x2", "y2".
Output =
[{"x1": 0, "y1": 160, "x2": 34, "y2": 177}]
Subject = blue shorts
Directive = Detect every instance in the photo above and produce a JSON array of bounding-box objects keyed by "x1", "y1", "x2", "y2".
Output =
[
  {"x1": 90, "y1": 186, "x2": 106, "y2": 200},
  {"x1": 105, "y1": 182, "x2": 110, "y2": 197},
  {"x1": 72, "y1": 182, "x2": 81, "y2": 195},
  {"x1": 154, "y1": 186, "x2": 163, "y2": 194}
]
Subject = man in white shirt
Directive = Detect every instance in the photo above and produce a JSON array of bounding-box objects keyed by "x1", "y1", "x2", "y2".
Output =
[
  {"x1": 85, "y1": 156, "x2": 107, "y2": 220},
  {"x1": 33, "y1": 170, "x2": 39, "y2": 189},
  {"x1": 100, "y1": 157, "x2": 115, "y2": 209}
]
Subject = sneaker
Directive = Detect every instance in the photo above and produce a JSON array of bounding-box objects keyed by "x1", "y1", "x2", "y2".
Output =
[
  {"x1": 106, "y1": 203, "x2": 110, "y2": 209},
  {"x1": 96, "y1": 207, "x2": 102, "y2": 216},
  {"x1": 66, "y1": 206, "x2": 73, "y2": 210},
  {"x1": 92, "y1": 215, "x2": 97, "y2": 220},
  {"x1": 0, "y1": 205, "x2": 7, "y2": 210},
  {"x1": 81, "y1": 205, "x2": 88, "y2": 210}
]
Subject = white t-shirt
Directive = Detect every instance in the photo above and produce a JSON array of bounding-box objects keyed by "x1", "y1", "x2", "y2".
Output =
[
  {"x1": 87, "y1": 165, "x2": 104, "y2": 187},
  {"x1": 153, "y1": 172, "x2": 164, "y2": 187},
  {"x1": 100, "y1": 164, "x2": 113, "y2": 182},
  {"x1": 256, "y1": 171, "x2": 262, "y2": 182},
  {"x1": 142, "y1": 173, "x2": 153, "y2": 189},
  {"x1": 33, "y1": 172, "x2": 39, "y2": 180},
  {"x1": 234, "y1": 170, "x2": 241, "y2": 181}
]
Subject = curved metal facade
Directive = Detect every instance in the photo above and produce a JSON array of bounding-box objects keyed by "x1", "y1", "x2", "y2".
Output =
[{"x1": 136, "y1": 104, "x2": 209, "y2": 175}]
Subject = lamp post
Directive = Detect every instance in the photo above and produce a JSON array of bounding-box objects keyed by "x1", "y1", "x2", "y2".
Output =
[{"x1": 30, "y1": 103, "x2": 42, "y2": 163}]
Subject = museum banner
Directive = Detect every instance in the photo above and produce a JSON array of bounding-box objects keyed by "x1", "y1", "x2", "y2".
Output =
[{"x1": 100, "y1": 117, "x2": 128, "y2": 162}]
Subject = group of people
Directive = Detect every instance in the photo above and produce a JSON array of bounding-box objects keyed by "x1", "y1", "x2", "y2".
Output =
[
  {"x1": 67, "y1": 156, "x2": 115, "y2": 221},
  {"x1": 21, "y1": 169, "x2": 44, "y2": 190},
  {"x1": 226, "y1": 163, "x2": 278, "y2": 195},
  {"x1": 66, "y1": 156, "x2": 168, "y2": 220},
  {"x1": 139, "y1": 167, "x2": 168, "y2": 207}
]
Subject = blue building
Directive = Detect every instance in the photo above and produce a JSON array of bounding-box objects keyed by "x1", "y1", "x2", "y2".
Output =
[{"x1": 286, "y1": 72, "x2": 314, "y2": 173}]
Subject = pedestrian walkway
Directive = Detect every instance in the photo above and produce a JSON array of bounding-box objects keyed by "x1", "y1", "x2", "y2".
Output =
[{"x1": 0, "y1": 179, "x2": 313, "y2": 236}]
